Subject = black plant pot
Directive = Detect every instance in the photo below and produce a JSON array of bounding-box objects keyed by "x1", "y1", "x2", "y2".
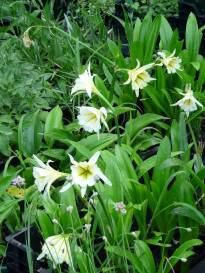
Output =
[
  {"x1": 5, "y1": 227, "x2": 50, "y2": 273},
  {"x1": 189, "y1": 259, "x2": 205, "y2": 273}
]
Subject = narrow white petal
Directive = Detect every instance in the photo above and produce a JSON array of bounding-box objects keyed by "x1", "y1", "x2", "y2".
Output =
[
  {"x1": 95, "y1": 166, "x2": 112, "y2": 186},
  {"x1": 89, "y1": 151, "x2": 100, "y2": 164},
  {"x1": 33, "y1": 154, "x2": 47, "y2": 168},
  {"x1": 81, "y1": 186, "x2": 87, "y2": 197},
  {"x1": 68, "y1": 154, "x2": 77, "y2": 165},
  {"x1": 60, "y1": 182, "x2": 73, "y2": 192}
]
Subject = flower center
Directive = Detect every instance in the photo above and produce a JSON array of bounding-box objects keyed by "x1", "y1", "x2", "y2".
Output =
[
  {"x1": 78, "y1": 165, "x2": 93, "y2": 180},
  {"x1": 184, "y1": 99, "x2": 192, "y2": 106}
]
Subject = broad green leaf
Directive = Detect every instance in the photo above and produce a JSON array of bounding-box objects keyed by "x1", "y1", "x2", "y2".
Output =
[
  {"x1": 160, "y1": 16, "x2": 173, "y2": 50},
  {"x1": 44, "y1": 105, "x2": 63, "y2": 147},
  {"x1": 186, "y1": 13, "x2": 202, "y2": 62},
  {"x1": 18, "y1": 111, "x2": 43, "y2": 157},
  {"x1": 172, "y1": 202, "x2": 205, "y2": 226}
]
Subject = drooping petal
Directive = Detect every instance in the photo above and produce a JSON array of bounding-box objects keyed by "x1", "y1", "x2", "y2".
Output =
[
  {"x1": 81, "y1": 186, "x2": 87, "y2": 197},
  {"x1": 94, "y1": 166, "x2": 112, "y2": 186},
  {"x1": 60, "y1": 182, "x2": 73, "y2": 193}
]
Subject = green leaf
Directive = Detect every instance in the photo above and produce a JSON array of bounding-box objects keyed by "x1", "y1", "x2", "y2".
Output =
[
  {"x1": 37, "y1": 210, "x2": 54, "y2": 238},
  {"x1": 44, "y1": 105, "x2": 63, "y2": 147},
  {"x1": 18, "y1": 111, "x2": 43, "y2": 157},
  {"x1": 172, "y1": 202, "x2": 205, "y2": 226},
  {"x1": 164, "y1": 239, "x2": 202, "y2": 273},
  {"x1": 106, "y1": 245, "x2": 145, "y2": 272},
  {"x1": 160, "y1": 16, "x2": 173, "y2": 50},
  {"x1": 185, "y1": 13, "x2": 202, "y2": 62},
  {"x1": 144, "y1": 15, "x2": 161, "y2": 64}
]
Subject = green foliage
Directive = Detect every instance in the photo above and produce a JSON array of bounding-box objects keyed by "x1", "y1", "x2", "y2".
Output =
[
  {"x1": 125, "y1": 0, "x2": 179, "y2": 18},
  {"x1": 0, "y1": 2, "x2": 205, "y2": 273}
]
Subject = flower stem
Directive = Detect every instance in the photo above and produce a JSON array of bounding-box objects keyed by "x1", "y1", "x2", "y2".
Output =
[
  {"x1": 187, "y1": 120, "x2": 198, "y2": 154},
  {"x1": 96, "y1": 91, "x2": 121, "y2": 145}
]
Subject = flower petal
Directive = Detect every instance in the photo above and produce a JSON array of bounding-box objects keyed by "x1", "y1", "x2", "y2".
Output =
[{"x1": 89, "y1": 151, "x2": 100, "y2": 164}]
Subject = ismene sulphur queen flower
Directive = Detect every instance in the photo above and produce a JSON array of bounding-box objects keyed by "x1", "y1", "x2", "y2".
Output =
[
  {"x1": 33, "y1": 155, "x2": 69, "y2": 197},
  {"x1": 121, "y1": 60, "x2": 155, "y2": 97},
  {"x1": 37, "y1": 234, "x2": 73, "y2": 268},
  {"x1": 71, "y1": 62, "x2": 98, "y2": 98},
  {"x1": 60, "y1": 151, "x2": 111, "y2": 197},
  {"x1": 77, "y1": 106, "x2": 108, "y2": 136},
  {"x1": 171, "y1": 84, "x2": 203, "y2": 117},
  {"x1": 157, "y1": 50, "x2": 182, "y2": 74}
]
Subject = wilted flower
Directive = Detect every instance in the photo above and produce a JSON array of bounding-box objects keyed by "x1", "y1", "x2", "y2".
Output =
[
  {"x1": 37, "y1": 234, "x2": 72, "y2": 268},
  {"x1": 114, "y1": 202, "x2": 126, "y2": 215},
  {"x1": 171, "y1": 84, "x2": 203, "y2": 117},
  {"x1": 33, "y1": 155, "x2": 69, "y2": 196},
  {"x1": 11, "y1": 175, "x2": 25, "y2": 187},
  {"x1": 66, "y1": 205, "x2": 74, "y2": 214},
  {"x1": 71, "y1": 63, "x2": 98, "y2": 98},
  {"x1": 77, "y1": 106, "x2": 108, "y2": 136},
  {"x1": 157, "y1": 50, "x2": 182, "y2": 74},
  {"x1": 121, "y1": 60, "x2": 155, "y2": 97},
  {"x1": 22, "y1": 30, "x2": 33, "y2": 48},
  {"x1": 60, "y1": 151, "x2": 111, "y2": 197}
]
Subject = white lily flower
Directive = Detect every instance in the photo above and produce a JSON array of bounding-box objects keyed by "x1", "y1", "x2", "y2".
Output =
[
  {"x1": 157, "y1": 50, "x2": 182, "y2": 74},
  {"x1": 60, "y1": 151, "x2": 111, "y2": 197},
  {"x1": 71, "y1": 63, "x2": 97, "y2": 98},
  {"x1": 33, "y1": 155, "x2": 68, "y2": 196},
  {"x1": 77, "y1": 106, "x2": 108, "y2": 135},
  {"x1": 37, "y1": 234, "x2": 73, "y2": 268},
  {"x1": 171, "y1": 84, "x2": 203, "y2": 117},
  {"x1": 122, "y1": 60, "x2": 155, "y2": 97}
]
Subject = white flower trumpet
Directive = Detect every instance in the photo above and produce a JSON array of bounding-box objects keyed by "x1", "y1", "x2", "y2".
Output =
[
  {"x1": 157, "y1": 50, "x2": 182, "y2": 74},
  {"x1": 60, "y1": 151, "x2": 111, "y2": 197},
  {"x1": 33, "y1": 155, "x2": 68, "y2": 196},
  {"x1": 171, "y1": 84, "x2": 203, "y2": 117},
  {"x1": 120, "y1": 60, "x2": 155, "y2": 97},
  {"x1": 71, "y1": 62, "x2": 98, "y2": 98},
  {"x1": 77, "y1": 106, "x2": 108, "y2": 136},
  {"x1": 37, "y1": 234, "x2": 73, "y2": 268}
]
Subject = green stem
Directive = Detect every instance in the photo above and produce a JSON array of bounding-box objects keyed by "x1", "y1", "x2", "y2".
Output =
[
  {"x1": 96, "y1": 91, "x2": 121, "y2": 145},
  {"x1": 187, "y1": 120, "x2": 198, "y2": 154}
]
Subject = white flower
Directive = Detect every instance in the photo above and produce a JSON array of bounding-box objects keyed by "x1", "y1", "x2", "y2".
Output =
[
  {"x1": 60, "y1": 151, "x2": 111, "y2": 197},
  {"x1": 33, "y1": 155, "x2": 68, "y2": 196},
  {"x1": 122, "y1": 60, "x2": 155, "y2": 97},
  {"x1": 157, "y1": 50, "x2": 182, "y2": 74},
  {"x1": 77, "y1": 106, "x2": 108, "y2": 136},
  {"x1": 114, "y1": 202, "x2": 126, "y2": 215},
  {"x1": 171, "y1": 84, "x2": 203, "y2": 117},
  {"x1": 71, "y1": 63, "x2": 97, "y2": 98},
  {"x1": 11, "y1": 175, "x2": 25, "y2": 187},
  {"x1": 22, "y1": 30, "x2": 33, "y2": 48},
  {"x1": 37, "y1": 234, "x2": 73, "y2": 268}
]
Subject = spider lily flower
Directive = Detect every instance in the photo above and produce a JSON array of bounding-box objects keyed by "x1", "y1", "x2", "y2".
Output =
[
  {"x1": 60, "y1": 151, "x2": 111, "y2": 197},
  {"x1": 171, "y1": 84, "x2": 203, "y2": 117},
  {"x1": 120, "y1": 60, "x2": 155, "y2": 97},
  {"x1": 22, "y1": 30, "x2": 33, "y2": 48},
  {"x1": 37, "y1": 234, "x2": 73, "y2": 268},
  {"x1": 71, "y1": 63, "x2": 98, "y2": 98},
  {"x1": 157, "y1": 50, "x2": 182, "y2": 74},
  {"x1": 33, "y1": 155, "x2": 69, "y2": 196},
  {"x1": 77, "y1": 106, "x2": 108, "y2": 136}
]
